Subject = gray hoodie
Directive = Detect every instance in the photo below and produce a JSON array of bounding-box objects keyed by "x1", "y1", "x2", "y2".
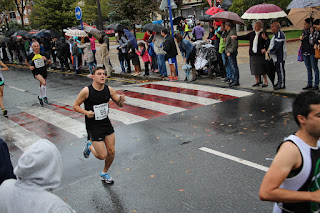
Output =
[{"x1": 0, "y1": 139, "x2": 76, "y2": 213}]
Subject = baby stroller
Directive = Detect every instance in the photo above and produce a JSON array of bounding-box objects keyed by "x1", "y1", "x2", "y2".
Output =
[{"x1": 193, "y1": 41, "x2": 218, "y2": 78}]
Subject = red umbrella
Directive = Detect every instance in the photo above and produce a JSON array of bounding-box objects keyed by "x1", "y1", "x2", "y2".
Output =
[
  {"x1": 205, "y1": 7, "x2": 225, "y2": 16},
  {"x1": 241, "y1": 3, "x2": 287, "y2": 19},
  {"x1": 210, "y1": 11, "x2": 244, "y2": 25}
]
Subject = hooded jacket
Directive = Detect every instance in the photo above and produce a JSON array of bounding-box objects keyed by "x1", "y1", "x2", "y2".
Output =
[{"x1": 0, "y1": 139, "x2": 76, "y2": 213}]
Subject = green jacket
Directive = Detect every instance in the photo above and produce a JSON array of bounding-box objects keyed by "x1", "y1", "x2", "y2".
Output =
[
  {"x1": 216, "y1": 31, "x2": 226, "y2": 54},
  {"x1": 225, "y1": 28, "x2": 238, "y2": 54}
]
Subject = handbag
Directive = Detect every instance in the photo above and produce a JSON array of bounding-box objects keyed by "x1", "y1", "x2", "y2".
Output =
[
  {"x1": 315, "y1": 48, "x2": 320, "y2": 59},
  {"x1": 297, "y1": 45, "x2": 303, "y2": 62},
  {"x1": 265, "y1": 54, "x2": 276, "y2": 86}
]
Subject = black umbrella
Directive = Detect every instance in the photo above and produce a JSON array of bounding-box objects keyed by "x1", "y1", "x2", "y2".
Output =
[
  {"x1": 12, "y1": 30, "x2": 30, "y2": 37},
  {"x1": 199, "y1": 14, "x2": 212, "y2": 22},
  {"x1": 173, "y1": 16, "x2": 185, "y2": 25},
  {"x1": 221, "y1": 0, "x2": 233, "y2": 11},
  {"x1": 265, "y1": 54, "x2": 276, "y2": 86},
  {"x1": 45, "y1": 30, "x2": 60, "y2": 38},
  {"x1": 5, "y1": 30, "x2": 16, "y2": 37},
  {"x1": 107, "y1": 23, "x2": 126, "y2": 31},
  {"x1": 142, "y1": 23, "x2": 164, "y2": 33},
  {"x1": 34, "y1": 30, "x2": 51, "y2": 38}
]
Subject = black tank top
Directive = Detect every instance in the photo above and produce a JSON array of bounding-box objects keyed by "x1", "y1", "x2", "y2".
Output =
[{"x1": 84, "y1": 84, "x2": 111, "y2": 130}]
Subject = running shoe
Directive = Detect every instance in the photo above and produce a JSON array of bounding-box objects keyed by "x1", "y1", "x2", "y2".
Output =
[
  {"x1": 2, "y1": 108, "x2": 7, "y2": 116},
  {"x1": 83, "y1": 141, "x2": 91, "y2": 158},
  {"x1": 43, "y1": 97, "x2": 49, "y2": 104},
  {"x1": 38, "y1": 96, "x2": 44, "y2": 107},
  {"x1": 100, "y1": 172, "x2": 114, "y2": 184}
]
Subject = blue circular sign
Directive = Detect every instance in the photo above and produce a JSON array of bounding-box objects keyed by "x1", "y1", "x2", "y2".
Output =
[{"x1": 75, "y1": 6, "x2": 82, "y2": 20}]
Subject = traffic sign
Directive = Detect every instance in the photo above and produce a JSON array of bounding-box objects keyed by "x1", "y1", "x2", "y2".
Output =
[
  {"x1": 75, "y1": 6, "x2": 82, "y2": 20},
  {"x1": 159, "y1": 0, "x2": 177, "y2": 10}
]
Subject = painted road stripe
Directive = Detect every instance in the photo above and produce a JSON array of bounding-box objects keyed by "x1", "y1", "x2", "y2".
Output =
[
  {"x1": 199, "y1": 147, "x2": 268, "y2": 172},
  {"x1": 7, "y1": 85, "x2": 27, "y2": 92},
  {"x1": 122, "y1": 96, "x2": 185, "y2": 114},
  {"x1": 151, "y1": 81, "x2": 253, "y2": 97},
  {"x1": 118, "y1": 90, "x2": 203, "y2": 109},
  {"x1": 141, "y1": 84, "x2": 238, "y2": 101},
  {"x1": 19, "y1": 106, "x2": 87, "y2": 138},
  {"x1": 109, "y1": 101, "x2": 167, "y2": 119},
  {"x1": 0, "y1": 115, "x2": 41, "y2": 151},
  {"x1": 108, "y1": 108, "x2": 148, "y2": 124},
  {"x1": 123, "y1": 87, "x2": 220, "y2": 105}
]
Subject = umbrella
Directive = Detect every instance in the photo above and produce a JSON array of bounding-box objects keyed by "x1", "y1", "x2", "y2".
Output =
[
  {"x1": 107, "y1": 23, "x2": 126, "y2": 31},
  {"x1": 123, "y1": 29, "x2": 137, "y2": 49},
  {"x1": 205, "y1": 7, "x2": 225, "y2": 16},
  {"x1": 287, "y1": 0, "x2": 320, "y2": 9},
  {"x1": 29, "y1": 30, "x2": 40, "y2": 34},
  {"x1": 142, "y1": 23, "x2": 164, "y2": 33},
  {"x1": 221, "y1": 0, "x2": 233, "y2": 11},
  {"x1": 0, "y1": 35, "x2": 9, "y2": 43},
  {"x1": 173, "y1": 16, "x2": 185, "y2": 25},
  {"x1": 265, "y1": 54, "x2": 276, "y2": 86},
  {"x1": 199, "y1": 14, "x2": 212, "y2": 22},
  {"x1": 5, "y1": 30, "x2": 16, "y2": 37},
  {"x1": 44, "y1": 30, "x2": 60, "y2": 38},
  {"x1": 12, "y1": 30, "x2": 30, "y2": 37},
  {"x1": 210, "y1": 11, "x2": 244, "y2": 25},
  {"x1": 287, "y1": 7, "x2": 320, "y2": 29},
  {"x1": 84, "y1": 26, "x2": 102, "y2": 39},
  {"x1": 65, "y1": 29, "x2": 88, "y2": 37},
  {"x1": 241, "y1": 3, "x2": 287, "y2": 19},
  {"x1": 34, "y1": 30, "x2": 51, "y2": 38}
]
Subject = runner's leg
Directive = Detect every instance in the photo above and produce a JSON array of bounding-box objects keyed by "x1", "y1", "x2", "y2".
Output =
[{"x1": 0, "y1": 85, "x2": 4, "y2": 109}]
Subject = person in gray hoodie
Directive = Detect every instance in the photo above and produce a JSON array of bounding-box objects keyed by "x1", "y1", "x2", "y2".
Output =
[{"x1": 0, "y1": 139, "x2": 76, "y2": 213}]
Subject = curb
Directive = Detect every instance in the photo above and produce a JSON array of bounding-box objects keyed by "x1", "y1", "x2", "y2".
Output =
[{"x1": 239, "y1": 38, "x2": 300, "y2": 47}]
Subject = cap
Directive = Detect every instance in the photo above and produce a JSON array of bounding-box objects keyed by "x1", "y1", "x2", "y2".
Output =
[{"x1": 314, "y1": 19, "x2": 320, "y2": 25}]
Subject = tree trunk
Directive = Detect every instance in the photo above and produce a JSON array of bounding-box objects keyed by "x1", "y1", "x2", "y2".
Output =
[
  {"x1": 96, "y1": 0, "x2": 103, "y2": 30},
  {"x1": 15, "y1": 0, "x2": 25, "y2": 28},
  {"x1": 132, "y1": 24, "x2": 136, "y2": 38}
]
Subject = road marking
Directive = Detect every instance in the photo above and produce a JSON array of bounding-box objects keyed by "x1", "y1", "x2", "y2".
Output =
[
  {"x1": 108, "y1": 108, "x2": 148, "y2": 124},
  {"x1": 0, "y1": 116, "x2": 42, "y2": 151},
  {"x1": 124, "y1": 87, "x2": 220, "y2": 105},
  {"x1": 152, "y1": 81, "x2": 253, "y2": 97},
  {"x1": 19, "y1": 106, "x2": 87, "y2": 138},
  {"x1": 199, "y1": 147, "x2": 269, "y2": 172},
  {"x1": 7, "y1": 85, "x2": 26, "y2": 92}
]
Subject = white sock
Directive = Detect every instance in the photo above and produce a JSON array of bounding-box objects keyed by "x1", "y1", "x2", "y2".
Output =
[
  {"x1": 39, "y1": 86, "x2": 43, "y2": 99},
  {"x1": 41, "y1": 85, "x2": 47, "y2": 98}
]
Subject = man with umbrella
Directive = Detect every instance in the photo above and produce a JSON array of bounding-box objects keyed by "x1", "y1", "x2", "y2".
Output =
[{"x1": 116, "y1": 31, "x2": 131, "y2": 73}]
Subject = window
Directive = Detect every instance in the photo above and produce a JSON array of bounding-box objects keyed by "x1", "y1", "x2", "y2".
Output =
[{"x1": 9, "y1": 12, "x2": 16, "y2": 19}]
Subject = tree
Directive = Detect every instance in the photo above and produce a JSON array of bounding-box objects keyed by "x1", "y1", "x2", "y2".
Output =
[
  {"x1": 14, "y1": 0, "x2": 32, "y2": 28},
  {"x1": 31, "y1": 0, "x2": 77, "y2": 33},
  {"x1": 0, "y1": 0, "x2": 15, "y2": 30},
  {"x1": 109, "y1": 0, "x2": 161, "y2": 32}
]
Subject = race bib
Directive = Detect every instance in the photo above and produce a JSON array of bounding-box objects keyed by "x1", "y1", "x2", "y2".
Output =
[
  {"x1": 93, "y1": 103, "x2": 109, "y2": 120},
  {"x1": 34, "y1": 58, "x2": 45, "y2": 68}
]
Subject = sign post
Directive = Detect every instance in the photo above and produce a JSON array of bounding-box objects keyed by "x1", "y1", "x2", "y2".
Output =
[
  {"x1": 75, "y1": 6, "x2": 83, "y2": 30},
  {"x1": 160, "y1": 0, "x2": 179, "y2": 75}
]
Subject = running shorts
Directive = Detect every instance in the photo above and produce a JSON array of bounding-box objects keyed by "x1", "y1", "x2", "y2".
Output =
[
  {"x1": 32, "y1": 70, "x2": 47, "y2": 79},
  {"x1": 0, "y1": 77, "x2": 4, "y2": 86},
  {"x1": 168, "y1": 57, "x2": 177, "y2": 64},
  {"x1": 87, "y1": 126, "x2": 114, "y2": 142}
]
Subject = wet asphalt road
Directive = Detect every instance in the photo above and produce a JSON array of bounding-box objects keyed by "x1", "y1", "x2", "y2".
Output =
[{"x1": 1, "y1": 66, "x2": 297, "y2": 213}]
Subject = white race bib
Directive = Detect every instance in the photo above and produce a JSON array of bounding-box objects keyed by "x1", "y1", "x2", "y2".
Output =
[
  {"x1": 34, "y1": 58, "x2": 45, "y2": 68},
  {"x1": 93, "y1": 103, "x2": 109, "y2": 120}
]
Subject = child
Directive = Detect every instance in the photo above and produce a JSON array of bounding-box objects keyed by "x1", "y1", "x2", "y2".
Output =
[
  {"x1": 116, "y1": 46, "x2": 126, "y2": 73},
  {"x1": 128, "y1": 43, "x2": 140, "y2": 76},
  {"x1": 136, "y1": 42, "x2": 150, "y2": 76}
]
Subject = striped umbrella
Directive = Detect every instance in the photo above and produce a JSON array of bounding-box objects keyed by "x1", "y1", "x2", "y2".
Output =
[
  {"x1": 65, "y1": 29, "x2": 88, "y2": 37},
  {"x1": 241, "y1": 3, "x2": 287, "y2": 19}
]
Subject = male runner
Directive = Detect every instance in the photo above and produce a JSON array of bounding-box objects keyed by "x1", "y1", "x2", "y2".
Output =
[
  {"x1": 73, "y1": 67, "x2": 125, "y2": 184},
  {"x1": 260, "y1": 91, "x2": 320, "y2": 212},
  {"x1": 25, "y1": 42, "x2": 51, "y2": 106},
  {"x1": 0, "y1": 60, "x2": 9, "y2": 115}
]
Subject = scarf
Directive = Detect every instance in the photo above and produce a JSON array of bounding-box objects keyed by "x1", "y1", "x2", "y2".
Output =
[{"x1": 252, "y1": 29, "x2": 263, "y2": 53}]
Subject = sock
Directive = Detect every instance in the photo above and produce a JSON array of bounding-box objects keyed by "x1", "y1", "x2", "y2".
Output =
[
  {"x1": 39, "y1": 86, "x2": 43, "y2": 99},
  {"x1": 41, "y1": 85, "x2": 47, "y2": 98}
]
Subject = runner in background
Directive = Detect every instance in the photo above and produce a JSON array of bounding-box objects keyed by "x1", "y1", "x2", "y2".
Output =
[{"x1": 0, "y1": 60, "x2": 9, "y2": 115}]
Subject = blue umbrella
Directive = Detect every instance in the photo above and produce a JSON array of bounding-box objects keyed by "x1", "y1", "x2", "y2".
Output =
[
  {"x1": 123, "y1": 29, "x2": 137, "y2": 49},
  {"x1": 34, "y1": 30, "x2": 51, "y2": 38}
]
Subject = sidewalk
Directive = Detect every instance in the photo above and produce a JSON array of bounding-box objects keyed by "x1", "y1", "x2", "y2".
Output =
[{"x1": 102, "y1": 40, "x2": 305, "y2": 96}]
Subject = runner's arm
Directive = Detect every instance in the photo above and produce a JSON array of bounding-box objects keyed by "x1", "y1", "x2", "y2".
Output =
[
  {"x1": 73, "y1": 87, "x2": 94, "y2": 118},
  {"x1": 25, "y1": 58, "x2": 35, "y2": 70},
  {"x1": 109, "y1": 86, "x2": 125, "y2": 107},
  {"x1": 259, "y1": 141, "x2": 320, "y2": 203},
  {"x1": 0, "y1": 61, "x2": 9, "y2": 71}
]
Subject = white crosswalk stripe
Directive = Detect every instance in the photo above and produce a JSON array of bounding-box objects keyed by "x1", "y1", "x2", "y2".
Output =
[{"x1": 0, "y1": 116, "x2": 42, "y2": 151}]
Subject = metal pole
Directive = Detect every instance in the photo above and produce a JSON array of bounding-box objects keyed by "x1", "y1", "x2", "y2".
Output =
[
  {"x1": 96, "y1": 0, "x2": 103, "y2": 30},
  {"x1": 80, "y1": 19, "x2": 83, "y2": 30},
  {"x1": 167, "y1": 0, "x2": 178, "y2": 75},
  {"x1": 214, "y1": 0, "x2": 216, "y2": 7}
]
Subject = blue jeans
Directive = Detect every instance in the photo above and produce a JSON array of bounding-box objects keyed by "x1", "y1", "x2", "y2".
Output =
[
  {"x1": 157, "y1": 54, "x2": 167, "y2": 77},
  {"x1": 119, "y1": 60, "x2": 126, "y2": 73},
  {"x1": 73, "y1": 56, "x2": 79, "y2": 73},
  {"x1": 222, "y1": 52, "x2": 231, "y2": 80},
  {"x1": 88, "y1": 62, "x2": 96, "y2": 74},
  {"x1": 228, "y1": 51, "x2": 239, "y2": 83},
  {"x1": 302, "y1": 54, "x2": 319, "y2": 87}
]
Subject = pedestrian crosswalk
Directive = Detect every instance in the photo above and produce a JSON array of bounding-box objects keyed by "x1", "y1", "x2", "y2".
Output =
[{"x1": 0, "y1": 82, "x2": 253, "y2": 152}]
